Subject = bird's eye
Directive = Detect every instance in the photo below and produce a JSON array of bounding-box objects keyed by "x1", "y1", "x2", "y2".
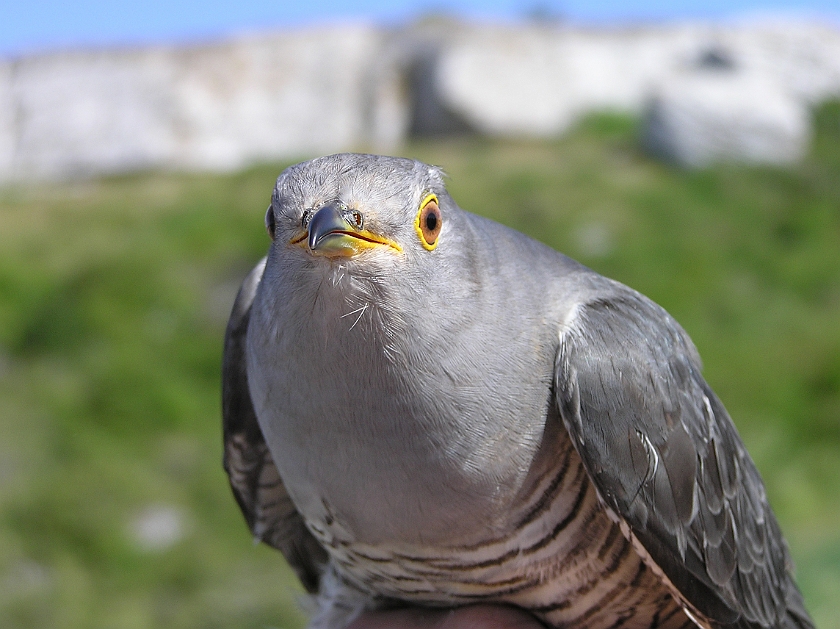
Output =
[
  {"x1": 301, "y1": 209, "x2": 314, "y2": 229},
  {"x1": 415, "y1": 194, "x2": 442, "y2": 250},
  {"x1": 265, "y1": 206, "x2": 276, "y2": 240},
  {"x1": 345, "y1": 209, "x2": 364, "y2": 229}
]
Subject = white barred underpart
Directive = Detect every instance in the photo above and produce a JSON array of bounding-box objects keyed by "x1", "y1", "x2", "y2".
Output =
[{"x1": 306, "y1": 435, "x2": 697, "y2": 629}]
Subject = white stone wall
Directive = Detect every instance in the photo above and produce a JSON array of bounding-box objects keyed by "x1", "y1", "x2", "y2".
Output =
[
  {"x1": 436, "y1": 26, "x2": 675, "y2": 136},
  {"x1": 0, "y1": 61, "x2": 15, "y2": 176},
  {"x1": 169, "y1": 27, "x2": 382, "y2": 170},
  {"x1": 0, "y1": 24, "x2": 382, "y2": 180},
  {"x1": 435, "y1": 21, "x2": 840, "y2": 138},
  {"x1": 1, "y1": 20, "x2": 839, "y2": 180},
  {"x1": 642, "y1": 74, "x2": 811, "y2": 167},
  {"x1": 9, "y1": 48, "x2": 179, "y2": 178}
]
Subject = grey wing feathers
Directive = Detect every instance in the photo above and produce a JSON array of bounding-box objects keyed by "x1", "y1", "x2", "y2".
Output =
[
  {"x1": 555, "y1": 287, "x2": 813, "y2": 629},
  {"x1": 222, "y1": 258, "x2": 328, "y2": 593}
]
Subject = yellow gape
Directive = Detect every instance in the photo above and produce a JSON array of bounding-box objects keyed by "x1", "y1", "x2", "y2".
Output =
[{"x1": 415, "y1": 194, "x2": 442, "y2": 251}]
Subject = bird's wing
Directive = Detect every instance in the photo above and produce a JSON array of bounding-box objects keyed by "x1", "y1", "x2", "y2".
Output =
[
  {"x1": 554, "y1": 286, "x2": 812, "y2": 629},
  {"x1": 222, "y1": 258, "x2": 328, "y2": 593}
]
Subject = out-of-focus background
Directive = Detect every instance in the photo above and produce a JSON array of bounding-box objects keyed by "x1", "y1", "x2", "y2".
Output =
[{"x1": 1, "y1": 2, "x2": 839, "y2": 628}]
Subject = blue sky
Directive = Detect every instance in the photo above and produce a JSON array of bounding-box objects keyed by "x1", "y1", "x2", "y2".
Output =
[{"x1": 2, "y1": 0, "x2": 839, "y2": 58}]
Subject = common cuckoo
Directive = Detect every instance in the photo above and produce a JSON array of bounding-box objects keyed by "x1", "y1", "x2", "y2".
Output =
[{"x1": 222, "y1": 154, "x2": 813, "y2": 629}]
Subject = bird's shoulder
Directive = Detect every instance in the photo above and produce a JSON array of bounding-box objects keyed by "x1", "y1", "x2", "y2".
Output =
[{"x1": 552, "y1": 286, "x2": 811, "y2": 629}]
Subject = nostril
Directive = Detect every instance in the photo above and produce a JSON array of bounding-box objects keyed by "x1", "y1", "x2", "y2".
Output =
[{"x1": 344, "y1": 209, "x2": 364, "y2": 230}]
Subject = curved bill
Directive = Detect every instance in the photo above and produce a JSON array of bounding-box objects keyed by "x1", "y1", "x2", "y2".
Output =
[{"x1": 291, "y1": 202, "x2": 402, "y2": 257}]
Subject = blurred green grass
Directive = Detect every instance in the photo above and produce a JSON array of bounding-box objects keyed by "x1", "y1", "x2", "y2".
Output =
[{"x1": 0, "y1": 102, "x2": 838, "y2": 629}]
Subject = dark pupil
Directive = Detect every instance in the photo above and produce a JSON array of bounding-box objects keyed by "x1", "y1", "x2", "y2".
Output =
[{"x1": 425, "y1": 211, "x2": 438, "y2": 232}]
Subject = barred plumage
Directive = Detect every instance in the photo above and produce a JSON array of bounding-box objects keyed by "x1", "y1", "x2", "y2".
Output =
[
  {"x1": 223, "y1": 154, "x2": 814, "y2": 629},
  {"x1": 296, "y1": 427, "x2": 693, "y2": 629}
]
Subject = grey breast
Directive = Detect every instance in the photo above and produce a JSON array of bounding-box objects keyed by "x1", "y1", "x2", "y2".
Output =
[{"x1": 223, "y1": 153, "x2": 814, "y2": 629}]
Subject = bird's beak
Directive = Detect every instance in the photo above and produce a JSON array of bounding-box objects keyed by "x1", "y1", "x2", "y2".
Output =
[
  {"x1": 307, "y1": 203, "x2": 354, "y2": 252},
  {"x1": 291, "y1": 202, "x2": 402, "y2": 257}
]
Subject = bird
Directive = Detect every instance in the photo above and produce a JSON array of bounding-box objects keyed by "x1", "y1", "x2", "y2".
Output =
[{"x1": 222, "y1": 153, "x2": 814, "y2": 629}]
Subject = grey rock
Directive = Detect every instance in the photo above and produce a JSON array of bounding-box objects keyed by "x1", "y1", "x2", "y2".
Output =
[
  {"x1": 0, "y1": 61, "x2": 14, "y2": 176},
  {"x1": 9, "y1": 47, "x2": 178, "y2": 178},
  {"x1": 1, "y1": 20, "x2": 839, "y2": 180},
  {"x1": 169, "y1": 26, "x2": 382, "y2": 170},
  {"x1": 1, "y1": 25, "x2": 382, "y2": 180},
  {"x1": 130, "y1": 504, "x2": 189, "y2": 552},
  {"x1": 434, "y1": 24, "x2": 674, "y2": 136},
  {"x1": 434, "y1": 21, "x2": 840, "y2": 147},
  {"x1": 642, "y1": 73, "x2": 810, "y2": 167}
]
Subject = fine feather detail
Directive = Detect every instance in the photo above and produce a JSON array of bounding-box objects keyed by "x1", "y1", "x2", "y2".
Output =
[
  {"x1": 555, "y1": 287, "x2": 813, "y2": 629},
  {"x1": 222, "y1": 258, "x2": 327, "y2": 593}
]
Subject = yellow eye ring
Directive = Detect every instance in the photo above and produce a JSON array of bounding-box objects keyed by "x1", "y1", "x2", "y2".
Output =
[{"x1": 415, "y1": 194, "x2": 442, "y2": 250}]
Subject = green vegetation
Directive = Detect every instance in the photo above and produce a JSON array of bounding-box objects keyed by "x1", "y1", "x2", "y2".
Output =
[{"x1": 1, "y1": 102, "x2": 838, "y2": 629}]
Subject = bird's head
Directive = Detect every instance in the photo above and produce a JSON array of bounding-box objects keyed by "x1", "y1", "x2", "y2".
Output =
[
  {"x1": 258, "y1": 153, "x2": 483, "y2": 350},
  {"x1": 265, "y1": 154, "x2": 452, "y2": 271}
]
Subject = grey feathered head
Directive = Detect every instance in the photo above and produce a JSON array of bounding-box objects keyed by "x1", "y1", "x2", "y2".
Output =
[
  {"x1": 225, "y1": 152, "x2": 814, "y2": 629},
  {"x1": 267, "y1": 154, "x2": 448, "y2": 262},
  {"x1": 260, "y1": 154, "x2": 485, "y2": 340}
]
